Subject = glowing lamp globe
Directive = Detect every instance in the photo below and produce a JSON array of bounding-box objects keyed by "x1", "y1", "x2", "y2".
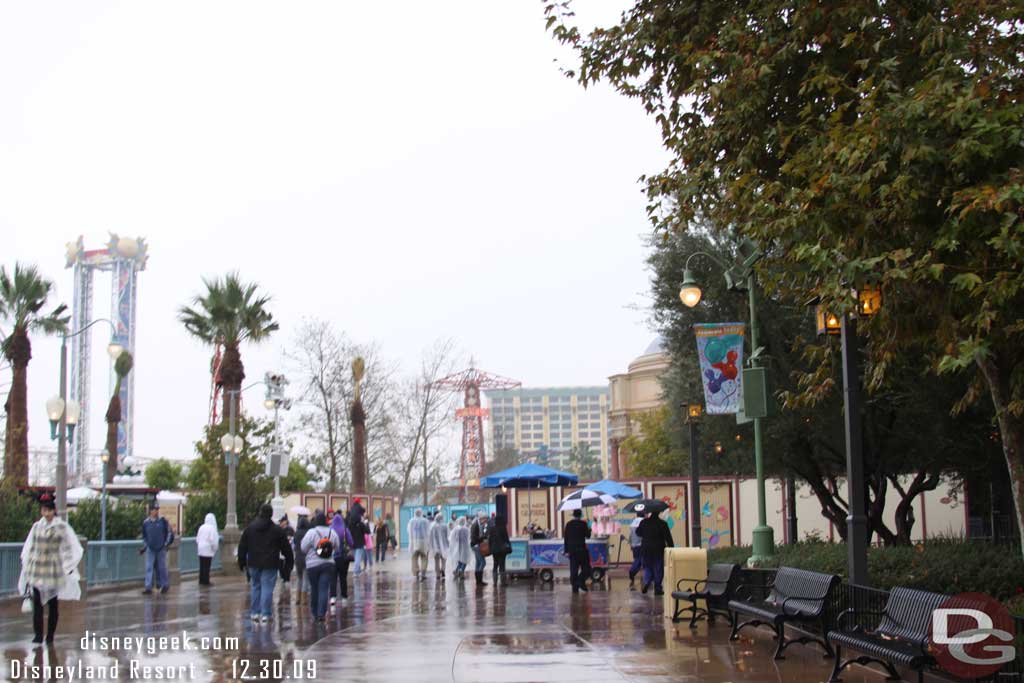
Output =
[
  {"x1": 678, "y1": 269, "x2": 702, "y2": 308},
  {"x1": 46, "y1": 396, "x2": 65, "y2": 422}
]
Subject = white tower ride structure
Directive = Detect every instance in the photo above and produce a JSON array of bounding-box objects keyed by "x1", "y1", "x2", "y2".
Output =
[{"x1": 64, "y1": 235, "x2": 148, "y2": 480}]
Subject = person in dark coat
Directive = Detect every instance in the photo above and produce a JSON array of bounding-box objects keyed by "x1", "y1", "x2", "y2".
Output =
[
  {"x1": 486, "y1": 515, "x2": 512, "y2": 584},
  {"x1": 469, "y1": 511, "x2": 489, "y2": 586},
  {"x1": 292, "y1": 516, "x2": 310, "y2": 604},
  {"x1": 636, "y1": 510, "x2": 674, "y2": 596},
  {"x1": 562, "y1": 509, "x2": 592, "y2": 593},
  {"x1": 238, "y1": 504, "x2": 294, "y2": 623}
]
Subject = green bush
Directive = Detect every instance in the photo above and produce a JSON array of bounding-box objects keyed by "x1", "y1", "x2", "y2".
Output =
[
  {"x1": 183, "y1": 491, "x2": 226, "y2": 537},
  {"x1": 709, "y1": 540, "x2": 1024, "y2": 612},
  {"x1": 67, "y1": 499, "x2": 149, "y2": 541},
  {"x1": 0, "y1": 488, "x2": 40, "y2": 542}
]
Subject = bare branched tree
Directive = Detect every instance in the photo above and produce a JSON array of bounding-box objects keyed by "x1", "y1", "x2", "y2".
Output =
[
  {"x1": 395, "y1": 339, "x2": 460, "y2": 506},
  {"x1": 285, "y1": 319, "x2": 398, "y2": 492}
]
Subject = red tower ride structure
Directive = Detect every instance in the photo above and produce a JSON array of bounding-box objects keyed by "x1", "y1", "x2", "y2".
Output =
[{"x1": 431, "y1": 363, "x2": 520, "y2": 501}]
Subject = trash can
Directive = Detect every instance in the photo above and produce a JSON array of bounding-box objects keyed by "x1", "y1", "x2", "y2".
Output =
[{"x1": 663, "y1": 547, "x2": 707, "y2": 619}]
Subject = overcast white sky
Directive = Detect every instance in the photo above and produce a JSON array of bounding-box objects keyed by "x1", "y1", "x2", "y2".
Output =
[{"x1": 2, "y1": 2, "x2": 667, "y2": 464}]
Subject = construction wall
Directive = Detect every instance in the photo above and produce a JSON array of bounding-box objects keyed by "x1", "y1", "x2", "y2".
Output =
[{"x1": 506, "y1": 475, "x2": 967, "y2": 556}]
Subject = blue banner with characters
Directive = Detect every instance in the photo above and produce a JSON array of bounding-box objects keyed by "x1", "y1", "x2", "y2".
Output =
[{"x1": 694, "y1": 323, "x2": 745, "y2": 414}]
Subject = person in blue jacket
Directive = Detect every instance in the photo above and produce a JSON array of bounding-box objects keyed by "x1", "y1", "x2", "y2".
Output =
[{"x1": 141, "y1": 502, "x2": 174, "y2": 595}]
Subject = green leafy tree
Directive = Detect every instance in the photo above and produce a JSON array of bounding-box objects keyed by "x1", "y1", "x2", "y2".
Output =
[
  {"x1": 145, "y1": 457, "x2": 184, "y2": 491},
  {"x1": 68, "y1": 499, "x2": 149, "y2": 541},
  {"x1": 183, "y1": 491, "x2": 225, "y2": 538},
  {"x1": 484, "y1": 446, "x2": 522, "y2": 476},
  {"x1": 104, "y1": 351, "x2": 133, "y2": 481},
  {"x1": 568, "y1": 442, "x2": 603, "y2": 481},
  {"x1": 0, "y1": 490, "x2": 40, "y2": 542},
  {"x1": 178, "y1": 273, "x2": 278, "y2": 421},
  {"x1": 186, "y1": 416, "x2": 276, "y2": 525},
  {"x1": 548, "y1": 1, "x2": 1024, "y2": 552},
  {"x1": 0, "y1": 263, "x2": 69, "y2": 487},
  {"x1": 280, "y1": 459, "x2": 314, "y2": 492}
]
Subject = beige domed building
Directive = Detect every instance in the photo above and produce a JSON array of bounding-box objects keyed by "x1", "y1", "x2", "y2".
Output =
[{"x1": 607, "y1": 337, "x2": 671, "y2": 478}]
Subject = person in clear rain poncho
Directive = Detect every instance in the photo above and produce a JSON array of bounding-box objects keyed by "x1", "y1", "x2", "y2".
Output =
[
  {"x1": 407, "y1": 509, "x2": 430, "y2": 581},
  {"x1": 447, "y1": 517, "x2": 471, "y2": 580},
  {"x1": 428, "y1": 513, "x2": 450, "y2": 579},
  {"x1": 18, "y1": 494, "x2": 83, "y2": 644}
]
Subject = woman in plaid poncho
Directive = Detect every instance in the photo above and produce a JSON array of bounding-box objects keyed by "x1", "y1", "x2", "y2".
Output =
[{"x1": 17, "y1": 494, "x2": 83, "y2": 644}]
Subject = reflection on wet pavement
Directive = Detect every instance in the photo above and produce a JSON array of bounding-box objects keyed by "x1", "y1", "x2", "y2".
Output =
[{"x1": 0, "y1": 557, "x2": 874, "y2": 683}]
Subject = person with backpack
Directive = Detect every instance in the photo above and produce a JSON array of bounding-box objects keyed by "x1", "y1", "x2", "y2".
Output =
[
  {"x1": 328, "y1": 511, "x2": 353, "y2": 606},
  {"x1": 428, "y1": 513, "x2": 450, "y2": 579},
  {"x1": 300, "y1": 511, "x2": 339, "y2": 622},
  {"x1": 237, "y1": 504, "x2": 294, "y2": 624},
  {"x1": 141, "y1": 502, "x2": 174, "y2": 595}
]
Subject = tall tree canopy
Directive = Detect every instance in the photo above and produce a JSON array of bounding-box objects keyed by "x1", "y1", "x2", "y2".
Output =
[
  {"x1": 548, "y1": 0, "x2": 1024, "y2": 551},
  {"x1": 179, "y1": 273, "x2": 278, "y2": 421},
  {"x1": 1, "y1": 263, "x2": 68, "y2": 487}
]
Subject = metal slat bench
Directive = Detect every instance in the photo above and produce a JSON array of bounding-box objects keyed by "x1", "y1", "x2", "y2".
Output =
[
  {"x1": 828, "y1": 587, "x2": 948, "y2": 683},
  {"x1": 671, "y1": 562, "x2": 740, "y2": 628},
  {"x1": 728, "y1": 566, "x2": 840, "y2": 660}
]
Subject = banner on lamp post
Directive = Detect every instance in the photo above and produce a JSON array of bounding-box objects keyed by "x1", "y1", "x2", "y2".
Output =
[{"x1": 694, "y1": 323, "x2": 745, "y2": 414}]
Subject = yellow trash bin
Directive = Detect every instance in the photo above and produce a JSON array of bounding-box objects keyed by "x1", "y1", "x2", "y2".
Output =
[{"x1": 663, "y1": 547, "x2": 707, "y2": 619}]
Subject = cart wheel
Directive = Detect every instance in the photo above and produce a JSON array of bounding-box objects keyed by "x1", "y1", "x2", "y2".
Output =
[
  {"x1": 539, "y1": 569, "x2": 554, "y2": 583},
  {"x1": 591, "y1": 568, "x2": 606, "y2": 582}
]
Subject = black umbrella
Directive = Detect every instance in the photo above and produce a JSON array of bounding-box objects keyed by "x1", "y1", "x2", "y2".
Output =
[{"x1": 624, "y1": 498, "x2": 670, "y2": 514}]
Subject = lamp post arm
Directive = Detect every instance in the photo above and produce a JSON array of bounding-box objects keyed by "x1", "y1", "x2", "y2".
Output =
[
  {"x1": 683, "y1": 251, "x2": 731, "y2": 274},
  {"x1": 62, "y1": 317, "x2": 117, "y2": 341}
]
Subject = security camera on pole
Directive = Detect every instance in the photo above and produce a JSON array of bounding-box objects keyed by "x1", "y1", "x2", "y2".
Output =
[{"x1": 264, "y1": 372, "x2": 292, "y2": 521}]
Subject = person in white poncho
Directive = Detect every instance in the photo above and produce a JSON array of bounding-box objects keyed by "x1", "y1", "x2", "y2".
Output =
[
  {"x1": 18, "y1": 493, "x2": 83, "y2": 645},
  {"x1": 447, "y1": 517, "x2": 471, "y2": 580},
  {"x1": 428, "y1": 514, "x2": 450, "y2": 579},
  {"x1": 407, "y1": 509, "x2": 430, "y2": 581},
  {"x1": 196, "y1": 512, "x2": 220, "y2": 587}
]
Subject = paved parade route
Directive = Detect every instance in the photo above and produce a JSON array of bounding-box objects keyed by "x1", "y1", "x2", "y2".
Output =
[{"x1": 0, "y1": 557, "x2": 867, "y2": 683}]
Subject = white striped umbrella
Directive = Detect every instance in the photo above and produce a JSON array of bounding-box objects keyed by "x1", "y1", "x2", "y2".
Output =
[{"x1": 558, "y1": 488, "x2": 617, "y2": 511}]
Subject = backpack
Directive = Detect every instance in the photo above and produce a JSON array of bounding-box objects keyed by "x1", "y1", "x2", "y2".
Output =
[{"x1": 314, "y1": 530, "x2": 334, "y2": 559}]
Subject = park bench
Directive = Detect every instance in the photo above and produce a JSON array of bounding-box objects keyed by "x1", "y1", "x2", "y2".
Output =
[
  {"x1": 827, "y1": 587, "x2": 948, "y2": 683},
  {"x1": 728, "y1": 566, "x2": 839, "y2": 660},
  {"x1": 671, "y1": 562, "x2": 740, "y2": 628}
]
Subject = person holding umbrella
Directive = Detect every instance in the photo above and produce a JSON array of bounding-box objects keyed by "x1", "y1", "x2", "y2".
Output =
[
  {"x1": 563, "y1": 509, "x2": 592, "y2": 594},
  {"x1": 636, "y1": 505, "x2": 674, "y2": 596}
]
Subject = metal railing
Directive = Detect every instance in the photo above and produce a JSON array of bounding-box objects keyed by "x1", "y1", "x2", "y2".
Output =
[{"x1": 1, "y1": 537, "x2": 224, "y2": 596}]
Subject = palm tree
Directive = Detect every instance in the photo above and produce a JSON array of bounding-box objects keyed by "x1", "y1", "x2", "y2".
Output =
[
  {"x1": 104, "y1": 351, "x2": 133, "y2": 482},
  {"x1": 178, "y1": 274, "x2": 278, "y2": 422},
  {"x1": 0, "y1": 264, "x2": 69, "y2": 487}
]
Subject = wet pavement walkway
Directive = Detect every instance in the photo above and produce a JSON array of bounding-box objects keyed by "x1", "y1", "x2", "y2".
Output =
[{"x1": 1, "y1": 554, "x2": 880, "y2": 683}]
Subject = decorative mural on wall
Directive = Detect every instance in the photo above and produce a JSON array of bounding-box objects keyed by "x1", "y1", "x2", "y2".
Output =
[{"x1": 650, "y1": 482, "x2": 733, "y2": 548}]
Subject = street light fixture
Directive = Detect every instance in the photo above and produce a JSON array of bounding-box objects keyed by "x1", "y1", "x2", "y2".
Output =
[
  {"x1": 811, "y1": 281, "x2": 884, "y2": 586},
  {"x1": 678, "y1": 238, "x2": 776, "y2": 563},
  {"x1": 682, "y1": 402, "x2": 703, "y2": 548},
  {"x1": 49, "y1": 318, "x2": 121, "y2": 518}
]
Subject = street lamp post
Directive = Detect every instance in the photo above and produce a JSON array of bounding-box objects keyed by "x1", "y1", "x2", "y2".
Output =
[
  {"x1": 683, "y1": 403, "x2": 703, "y2": 548},
  {"x1": 263, "y1": 373, "x2": 291, "y2": 521},
  {"x1": 812, "y1": 283, "x2": 881, "y2": 586},
  {"x1": 48, "y1": 319, "x2": 122, "y2": 519},
  {"x1": 679, "y1": 239, "x2": 776, "y2": 563}
]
